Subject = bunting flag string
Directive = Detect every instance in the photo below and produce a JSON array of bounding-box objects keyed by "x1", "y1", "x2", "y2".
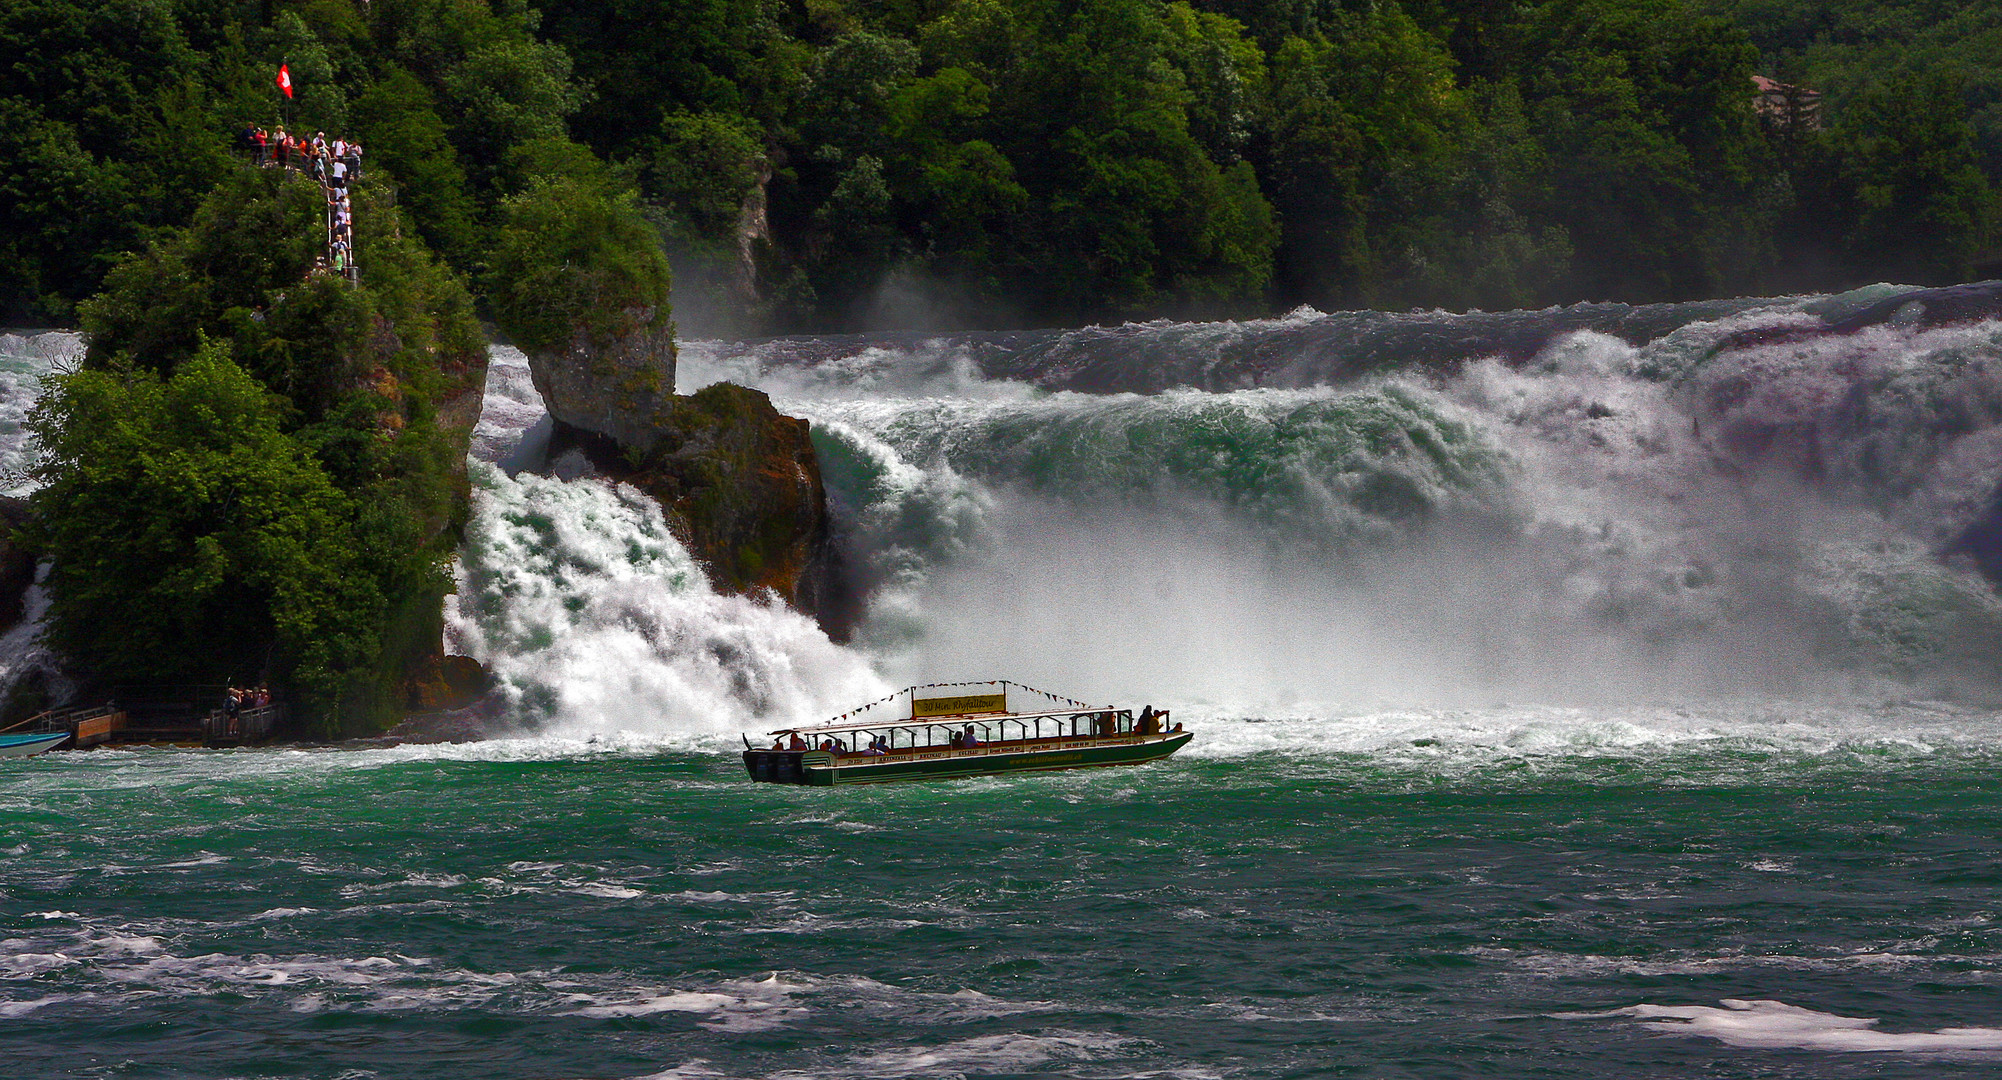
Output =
[{"x1": 816, "y1": 679, "x2": 1105, "y2": 726}]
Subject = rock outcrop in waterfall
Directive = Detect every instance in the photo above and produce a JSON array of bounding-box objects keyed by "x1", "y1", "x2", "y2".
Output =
[
  {"x1": 524, "y1": 302, "x2": 680, "y2": 455},
  {"x1": 490, "y1": 175, "x2": 844, "y2": 636},
  {"x1": 543, "y1": 383, "x2": 841, "y2": 631}
]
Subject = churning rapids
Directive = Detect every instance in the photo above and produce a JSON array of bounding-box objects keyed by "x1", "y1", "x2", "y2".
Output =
[{"x1": 5, "y1": 287, "x2": 2002, "y2": 1079}]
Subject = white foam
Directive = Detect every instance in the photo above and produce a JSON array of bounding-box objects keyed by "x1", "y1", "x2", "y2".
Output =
[
  {"x1": 249, "y1": 907, "x2": 320, "y2": 920},
  {"x1": 449, "y1": 297, "x2": 2002, "y2": 746},
  {"x1": 0, "y1": 329, "x2": 78, "y2": 495},
  {"x1": 1576, "y1": 998, "x2": 2002, "y2": 1053},
  {"x1": 564, "y1": 882, "x2": 645, "y2": 900},
  {"x1": 841, "y1": 1030, "x2": 1137, "y2": 1076},
  {"x1": 1487, "y1": 946, "x2": 1971, "y2": 979},
  {"x1": 0, "y1": 994, "x2": 83, "y2": 1018},
  {"x1": 447, "y1": 462, "x2": 888, "y2": 736}
]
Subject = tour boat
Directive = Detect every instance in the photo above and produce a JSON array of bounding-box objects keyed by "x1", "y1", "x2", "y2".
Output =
[
  {"x1": 742, "y1": 682, "x2": 1190, "y2": 786},
  {"x1": 0, "y1": 731, "x2": 70, "y2": 758}
]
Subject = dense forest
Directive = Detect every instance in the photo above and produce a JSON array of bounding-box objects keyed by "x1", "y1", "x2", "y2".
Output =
[
  {"x1": 5, "y1": 0, "x2": 2002, "y2": 332},
  {"x1": 0, "y1": 0, "x2": 1987, "y2": 327}
]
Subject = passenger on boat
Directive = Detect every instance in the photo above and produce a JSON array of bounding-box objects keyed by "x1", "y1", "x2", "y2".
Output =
[
  {"x1": 820, "y1": 737, "x2": 838, "y2": 752},
  {"x1": 962, "y1": 724, "x2": 981, "y2": 748},
  {"x1": 1138, "y1": 705, "x2": 1158, "y2": 735},
  {"x1": 948, "y1": 730, "x2": 963, "y2": 749},
  {"x1": 787, "y1": 732, "x2": 808, "y2": 751},
  {"x1": 1095, "y1": 711, "x2": 1115, "y2": 736},
  {"x1": 865, "y1": 736, "x2": 888, "y2": 756}
]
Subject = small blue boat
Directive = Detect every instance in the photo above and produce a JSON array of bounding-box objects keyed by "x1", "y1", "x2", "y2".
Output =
[{"x1": 0, "y1": 731, "x2": 70, "y2": 758}]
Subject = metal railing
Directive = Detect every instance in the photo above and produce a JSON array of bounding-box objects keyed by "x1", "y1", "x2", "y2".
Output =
[{"x1": 204, "y1": 704, "x2": 287, "y2": 746}]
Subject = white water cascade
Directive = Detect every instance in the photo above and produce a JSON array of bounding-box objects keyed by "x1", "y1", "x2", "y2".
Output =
[{"x1": 7, "y1": 284, "x2": 2002, "y2": 743}]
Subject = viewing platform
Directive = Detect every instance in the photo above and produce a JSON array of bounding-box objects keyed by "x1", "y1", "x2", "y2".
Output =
[
  {"x1": 241, "y1": 126, "x2": 362, "y2": 282},
  {"x1": 1, "y1": 685, "x2": 288, "y2": 749}
]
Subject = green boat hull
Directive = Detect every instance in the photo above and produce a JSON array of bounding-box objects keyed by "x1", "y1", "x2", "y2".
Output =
[{"x1": 743, "y1": 731, "x2": 1192, "y2": 786}]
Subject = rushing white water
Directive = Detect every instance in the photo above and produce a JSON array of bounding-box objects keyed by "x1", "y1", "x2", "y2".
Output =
[
  {"x1": 664, "y1": 299, "x2": 2002, "y2": 714},
  {"x1": 0, "y1": 329, "x2": 75, "y2": 495},
  {"x1": 10, "y1": 293, "x2": 2002, "y2": 738},
  {"x1": 446, "y1": 347, "x2": 889, "y2": 736},
  {"x1": 430, "y1": 293, "x2": 2002, "y2": 738},
  {"x1": 1567, "y1": 999, "x2": 2002, "y2": 1054},
  {"x1": 0, "y1": 331, "x2": 77, "y2": 704}
]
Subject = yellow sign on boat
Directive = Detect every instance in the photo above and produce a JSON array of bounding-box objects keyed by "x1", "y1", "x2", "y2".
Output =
[{"x1": 912, "y1": 692, "x2": 1007, "y2": 718}]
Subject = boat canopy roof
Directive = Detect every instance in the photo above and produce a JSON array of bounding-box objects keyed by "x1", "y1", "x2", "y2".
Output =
[
  {"x1": 768, "y1": 707, "x2": 1127, "y2": 738},
  {"x1": 765, "y1": 681, "x2": 1114, "y2": 737}
]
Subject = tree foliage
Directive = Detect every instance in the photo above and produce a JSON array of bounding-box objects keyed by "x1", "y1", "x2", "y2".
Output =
[
  {"x1": 486, "y1": 176, "x2": 673, "y2": 355},
  {"x1": 59, "y1": 164, "x2": 476, "y2": 730},
  {"x1": 27, "y1": 341, "x2": 384, "y2": 705},
  {"x1": 6, "y1": 0, "x2": 2002, "y2": 324}
]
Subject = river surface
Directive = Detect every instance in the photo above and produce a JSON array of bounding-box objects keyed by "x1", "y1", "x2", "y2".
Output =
[
  {"x1": 7, "y1": 286, "x2": 2002, "y2": 1077},
  {"x1": 6, "y1": 719, "x2": 2002, "y2": 1078}
]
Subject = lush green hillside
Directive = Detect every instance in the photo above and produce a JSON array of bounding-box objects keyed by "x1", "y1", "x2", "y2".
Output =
[
  {"x1": 2, "y1": 0, "x2": 655, "y2": 731},
  {"x1": 29, "y1": 164, "x2": 489, "y2": 731},
  {"x1": 2, "y1": 0, "x2": 1998, "y2": 326}
]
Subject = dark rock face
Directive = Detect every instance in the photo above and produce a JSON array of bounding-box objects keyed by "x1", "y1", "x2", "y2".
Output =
[
  {"x1": 524, "y1": 306, "x2": 678, "y2": 454},
  {"x1": 402, "y1": 653, "x2": 495, "y2": 713},
  {"x1": 0, "y1": 497, "x2": 35, "y2": 635},
  {"x1": 548, "y1": 383, "x2": 846, "y2": 636}
]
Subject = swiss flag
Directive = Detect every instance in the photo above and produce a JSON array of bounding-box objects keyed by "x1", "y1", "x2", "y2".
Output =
[{"x1": 277, "y1": 64, "x2": 293, "y2": 99}]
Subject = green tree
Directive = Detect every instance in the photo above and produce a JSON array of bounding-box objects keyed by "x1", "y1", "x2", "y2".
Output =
[
  {"x1": 1518, "y1": 0, "x2": 1773, "y2": 300},
  {"x1": 73, "y1": 162, "x2": 481, "y2": 730},
  {"x1": 993, "y1": 0, "x2": 1277, "y2": 315},
  {"x1": 27, "y1": 341, "x2": 386, "y2": 712},
  {"x1": 353, "y1": 67, "x2": 480, "y2": 261},
  {"x1": 651, "y1": 110, "x2": 768, "y2": 250},
  {"x1": 0, "y1": 0, "x2": 229, "y2": 319},
  {"x1": 487, "y1": 176, "x2": 673, "y2": 355},
  {"x1": 1832, "y1": 73, "x2": 1996, "y2": 283},
  {"x1": 272, "y1": 10, "x2": 350, "y2": 134}
]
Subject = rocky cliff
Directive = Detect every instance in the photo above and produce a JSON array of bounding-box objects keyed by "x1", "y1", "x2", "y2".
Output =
[
  {"x1": 537, "y1": 364, "x2": 846, "y2": 635},
  {"x1": 0, "y1": 497, "x2": 35, "y2": 635},
  {"x1": 525, "y1": 303, "x2": 680, "y2": 455}
]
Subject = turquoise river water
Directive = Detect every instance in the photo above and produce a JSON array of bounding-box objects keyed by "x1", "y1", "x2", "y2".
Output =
[{"x1": 6, "y1": 716, "x2": 2002, "y2": 1078}]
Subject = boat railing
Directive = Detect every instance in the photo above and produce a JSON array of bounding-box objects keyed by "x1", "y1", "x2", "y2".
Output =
[{"x1": 766, "y1": 708, "x2": 1175, "y2": 757}]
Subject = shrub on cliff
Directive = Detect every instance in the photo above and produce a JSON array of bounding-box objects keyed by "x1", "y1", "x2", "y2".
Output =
[
  {"x1": 486, "y1": 176, "x2": 673, "y2": 356},
  {"x1": 27, "y1": 341, "x2": 390, "y2": 709}
]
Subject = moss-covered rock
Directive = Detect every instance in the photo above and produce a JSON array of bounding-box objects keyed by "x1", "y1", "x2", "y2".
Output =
[{"x1": 549, "y1": 383, "x2": 844, "y2": 633}]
